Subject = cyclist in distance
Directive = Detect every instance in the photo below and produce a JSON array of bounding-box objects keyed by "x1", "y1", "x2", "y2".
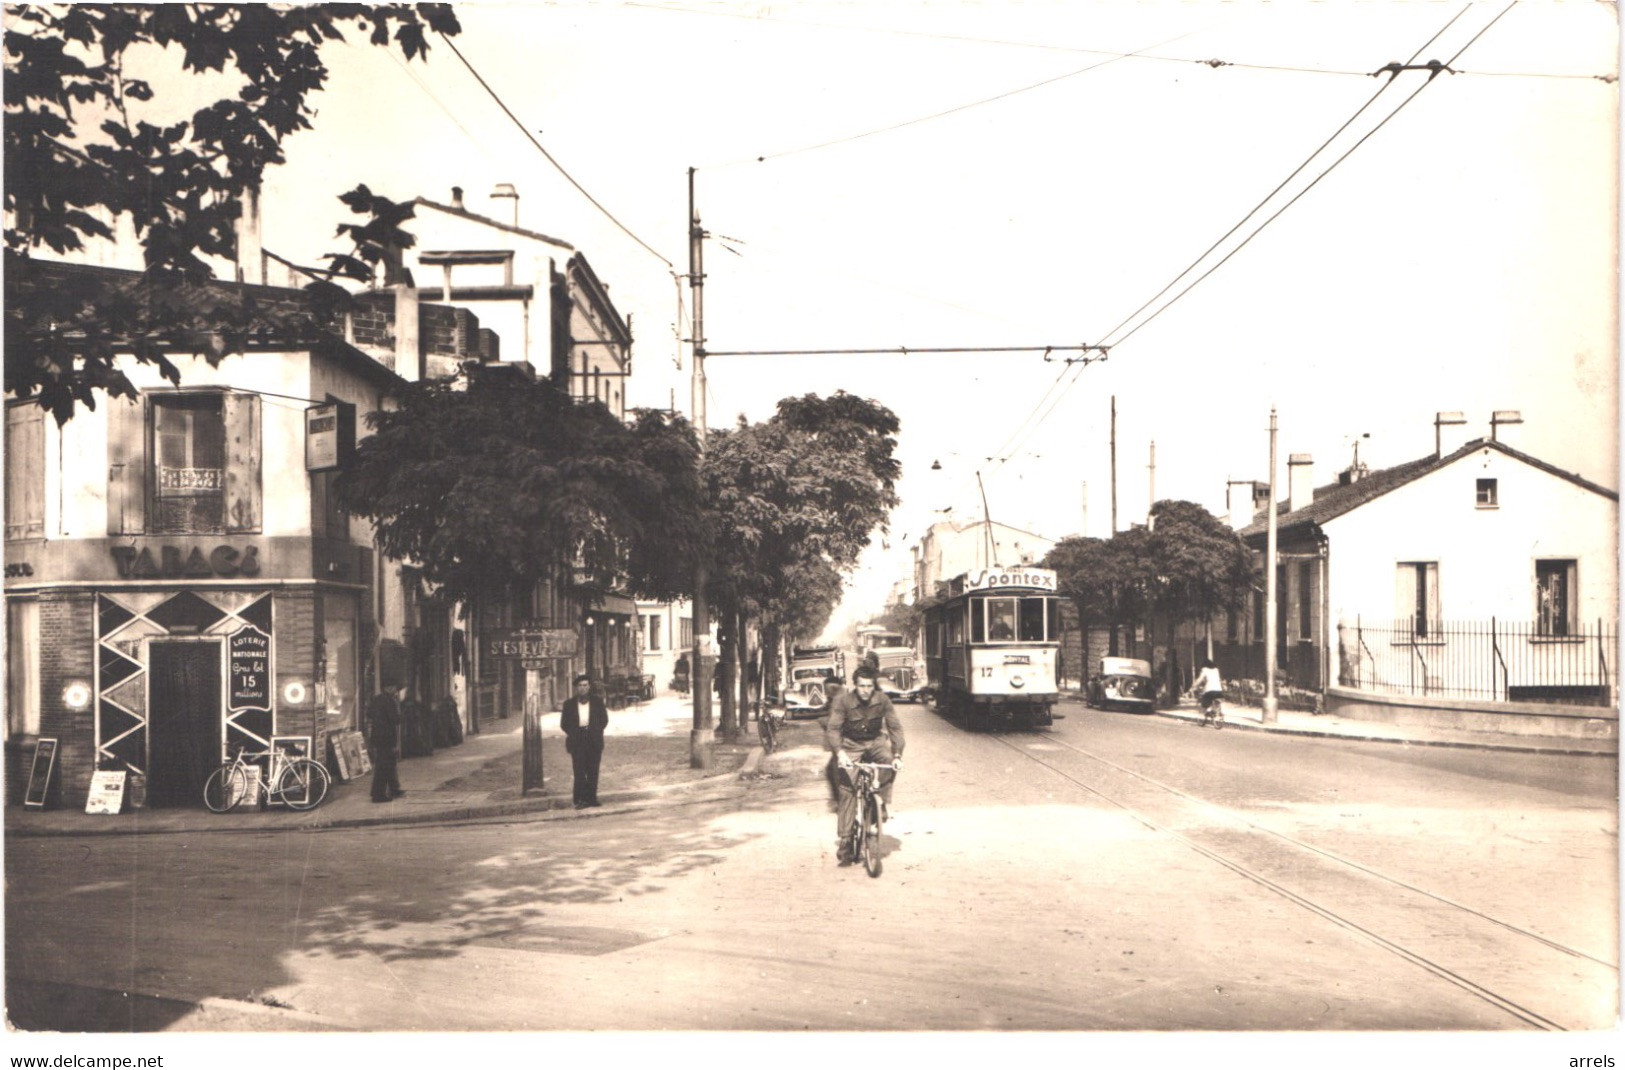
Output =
[
  {"x1": 1194, "y1": 658, "x2": 1224, "y2": 721},
  {"x1": 826, "y1": 664, "x2": 905, "y2": 865}
]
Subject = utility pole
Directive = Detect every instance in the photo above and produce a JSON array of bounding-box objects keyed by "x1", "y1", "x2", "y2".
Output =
[
  {"x1": 1110, "y1": 395, "x2": 1118, "y2": 535},
  {"x1": 1147, "y1": 439, "x2": 1156, "y2": 529},
  {"x1": 687, "y1": 168, "x2": 713, "y2": 768},
  {"x1": 1263, "y1": 406, "x2": 1280, "y2": 724}
]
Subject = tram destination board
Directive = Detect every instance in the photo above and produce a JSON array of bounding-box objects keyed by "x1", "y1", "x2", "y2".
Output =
[{"x1": 485, "y1": 628, "x2": 579, "y2": 660}]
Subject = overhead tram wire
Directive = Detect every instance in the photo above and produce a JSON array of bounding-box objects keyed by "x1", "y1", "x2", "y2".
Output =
[
  {"x1": 1096, "y1": 4, "x2": 1473, "y2": 349},
  {"x1": 437, "y1": 33, "x2": 674, "y2": 271},
  {"x1": 967, "y1": 5, "x2": 1509, "y2": 470},
  {"x1": 1104, "y1": 3, "x2": 1515, "y2": 351},
  {"x1": 703, "y1": 25, "x2": 1212, "y2": 169}
]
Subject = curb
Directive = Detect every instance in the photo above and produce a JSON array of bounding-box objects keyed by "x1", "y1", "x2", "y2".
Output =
[
  {"x1": 1147, "y1": 709, "x2": 1618, "y2": 757},
  {"x1": 4, "y1": 746, "x2": 768, "y2": 839}
]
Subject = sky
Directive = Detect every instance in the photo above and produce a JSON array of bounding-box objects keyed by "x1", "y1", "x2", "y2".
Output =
[{"x1": 238, "y1": 0, "x2": 1619, "y2": 636}]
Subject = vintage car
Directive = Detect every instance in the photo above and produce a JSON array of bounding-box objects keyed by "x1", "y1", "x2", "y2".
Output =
[
  {"x1": 1086, "y1": 656, "x2": 1155, "y2": 712},
  {"x1": 782, "y1": 680, "x2": 829, "y2": 719}
]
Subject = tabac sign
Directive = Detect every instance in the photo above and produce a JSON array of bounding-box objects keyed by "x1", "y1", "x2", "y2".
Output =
[{"x1": 960, "y1": 567, "x2": 1057, "y2": 593}]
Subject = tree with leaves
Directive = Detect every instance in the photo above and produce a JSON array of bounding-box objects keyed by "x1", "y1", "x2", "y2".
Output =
[
  {"x1": 335, "y1": 371, "x2": 707, "y2": 610},
  {"x1": 1043, "y1": 527, "x2": 1154, "y2": 657},
  {"x1": 702, "y1": 392, "x2": 901, "y2": 735},
  {"x1": 4, "y1": 2, "x2": 460, "y2": 423}
]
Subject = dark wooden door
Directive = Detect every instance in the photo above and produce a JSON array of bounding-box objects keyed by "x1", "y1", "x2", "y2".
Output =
[{"x1": 147, "y1": 641, "x2": 222, "y2": 807}]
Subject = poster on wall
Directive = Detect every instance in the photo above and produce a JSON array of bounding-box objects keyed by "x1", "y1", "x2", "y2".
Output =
[
  {"x1": 228, "y1": 625, "x2": 271, "y2": 713},
  {"x1": 84, "y1": 771, "x2": 126, "y2": 815}
]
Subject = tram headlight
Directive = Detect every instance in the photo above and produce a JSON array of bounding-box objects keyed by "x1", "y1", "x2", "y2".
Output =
[{"x1": 1009, "y1": 674, "x2": 1025, "y2": 689}]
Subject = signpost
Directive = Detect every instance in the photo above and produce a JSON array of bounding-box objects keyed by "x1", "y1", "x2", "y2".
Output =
[
  {"x1": 84, "y1": 770, "x2": 126, "y2": 815},
  {"x1": 486, "y1": 627, "x2": 576, "y2": 795}
]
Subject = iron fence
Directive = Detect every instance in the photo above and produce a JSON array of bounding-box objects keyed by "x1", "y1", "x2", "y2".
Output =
[{"x1": 1336, "y1": 617, "x2": 1615, "y2": 707}]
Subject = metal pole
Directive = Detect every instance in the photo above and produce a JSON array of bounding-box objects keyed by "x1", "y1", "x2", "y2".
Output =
[
  {"x1": 688, "y1": 168, "x2": 713, "y2": 768},
  {"x1": 1110, "y1": 396, "x2": 1118, "y2": 535},
  {"x1": 1263, "y1": 407, "x2": 1280, "y2": 723},
  {"x1": 976, "y1": 470, "x2": 995, "y2": 567},
  {"x1": 1147, "y1": 439, "x2": 1156, "y2": 528}
]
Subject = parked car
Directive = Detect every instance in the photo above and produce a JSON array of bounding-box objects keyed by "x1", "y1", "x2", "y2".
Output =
[
  {"x1": 1087, "y1": 657, "x2": 1154, "y2": 712},
  {"x1": 783, "y1": 680, "x2": 828, "y2": 719}
]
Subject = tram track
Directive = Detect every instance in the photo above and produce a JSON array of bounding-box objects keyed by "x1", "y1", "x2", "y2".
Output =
[{"x1": 992, "y1": 731, "x2": 1618, "y2": 1031}]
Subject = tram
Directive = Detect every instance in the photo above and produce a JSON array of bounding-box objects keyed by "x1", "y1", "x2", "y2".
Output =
[{"x1": 922, "y1": 566, "x2": 1062, "y2": 730}]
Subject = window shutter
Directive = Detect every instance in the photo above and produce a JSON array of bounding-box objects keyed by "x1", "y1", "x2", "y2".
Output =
[
  {"x1": 105, "y1": 396, "x2": 146, "y2": 535},
  {"x1": 1424, "y1": 562, "x2": 1440, "y2": 626},
  {"x1": 5, "y1": 404, "x2": 44, "y2": 539},
  {"x1": 1394, "y1": 564, "x2": 1414, "y2": 629},
  {"x1": 223, "y1": 392, "x2": 262, "y2": 533}
]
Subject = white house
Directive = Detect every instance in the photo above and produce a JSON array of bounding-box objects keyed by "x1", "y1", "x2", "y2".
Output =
[{"x1": 1233, "y1": 412, "x2": 1617, "y2": 726}]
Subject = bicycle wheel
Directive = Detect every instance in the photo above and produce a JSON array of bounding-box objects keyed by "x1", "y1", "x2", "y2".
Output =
[
  {"x1": 758, "y1": 711, "x2": 777, "y2": 754},
  {"x1": 277, "y1": 758, "x2": 331, "y2": 811},
  {"x1": 203, "y1": 764, "x2": 245, "y2": 813},
  {"x1": 861, "y1": 792, "x2": 883, "y2": 877}
]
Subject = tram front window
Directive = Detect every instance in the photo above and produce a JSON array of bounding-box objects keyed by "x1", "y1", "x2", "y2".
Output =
[
  {"x1": 987, "y1": 598, "x2": 1016, "y2": 641},
  {"x1": 1019, "y1": 597, "x2": 1047, "y2": 641}
]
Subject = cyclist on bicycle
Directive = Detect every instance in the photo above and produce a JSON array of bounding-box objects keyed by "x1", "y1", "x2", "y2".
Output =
[
  {"x1": 1193, "y1": 659, "x2": 1224, "y2": 722},
  {"x1": 826, "y1": 664, "x2": 905, "y2": 865}
]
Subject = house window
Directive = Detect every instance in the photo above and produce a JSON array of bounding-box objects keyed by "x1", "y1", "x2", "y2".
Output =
[
  {"x1": 644, "y1": 613, "x2": 662, "y2": 652},
  {"x1": 151, "y1": 394, "x2": 226, "y2": 533},
  {"x1": 1535, "y1": 559, "x2": 1577, "y2": 637},
  {"x1": 1298, "y1": 560, "x2": 1313, "y2": 641},
  {"x1": 678, "y1": 616, "x2": 693, "y2": 651},
  {"x1": 1476, "y1": 478, "x2": 1498, "y2": 508},
  {"x1": 1396, "y1": 561, "x2": 1440, "y2": 639}
]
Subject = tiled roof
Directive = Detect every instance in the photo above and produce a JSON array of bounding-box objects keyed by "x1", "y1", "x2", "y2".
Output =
[{"x1": 1239, "y1": 438, "x2": 1616, "y2": 542}]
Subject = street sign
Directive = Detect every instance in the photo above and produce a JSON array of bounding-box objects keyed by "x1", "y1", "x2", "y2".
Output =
[{"x1": 485, "y1": 628, "x2": 578, "y2": 660}]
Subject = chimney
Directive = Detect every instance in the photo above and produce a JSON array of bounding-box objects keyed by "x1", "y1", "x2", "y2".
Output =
[
  {"x1": 1435, "y1": 411, "x2": 1470, "y2": 458},
  {"x1": 451, "y1": 185, "x2": 465, "y2": 211},
  {"x1": 1287, "y1": 453, "x2": 1314, "y2": 514},
  {"x1": 394, "y1": 283, "x2": 420, "y2": 382},
  {"x1": 491, "y1": 183, "x2": 519, "y2": 227},
  {"x1": 1490, "y1": 409, "x2": 1523, "y2": 448},
  {"x1": 1226, "y1": 479, "x2": 1258, "y2": 530},
  {"x1": 235, "y1": 184, "x2": 264, "y2": 285}
]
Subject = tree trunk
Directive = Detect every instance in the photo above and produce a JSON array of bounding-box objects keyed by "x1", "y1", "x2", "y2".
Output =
[
  {"x1": 736, "y1": 608, "x2": 754, "y2": 726},
  {"x1": 718, "y1": 620, "x2": 738, "y2": 738}
]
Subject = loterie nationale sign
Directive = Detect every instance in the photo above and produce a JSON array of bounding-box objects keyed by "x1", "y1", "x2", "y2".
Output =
[{"x1": 962, "y1": 567, "x2": 1058, "y2": 592}]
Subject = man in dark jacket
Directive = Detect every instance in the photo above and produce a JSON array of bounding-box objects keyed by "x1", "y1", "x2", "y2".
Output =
[
  {"x1": 560, "y1": 674, "x2": 609, "y2": 808},
  {"x1": 368, "y1": 683, "x2": 406, "y2": 803},
  {"x1": 825, "y1": 665, "x2": 904, "y2": 864}
]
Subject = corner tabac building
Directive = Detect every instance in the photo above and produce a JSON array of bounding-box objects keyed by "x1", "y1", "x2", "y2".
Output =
[{"x1": 4, "y1": 261, "x2": 497, "y2": 810}]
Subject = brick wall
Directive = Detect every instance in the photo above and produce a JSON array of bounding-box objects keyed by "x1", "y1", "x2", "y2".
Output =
[
  {"x1": 350, "y1": 294, "x2": 395, "y2": 350},
  {"x1": 37, "y1": 590, "x2": 96, "y2": 807}
]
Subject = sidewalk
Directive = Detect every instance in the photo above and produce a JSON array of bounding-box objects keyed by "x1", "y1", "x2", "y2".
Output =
[
  {"x1": 1137, "y1": 696, "x2": 1618, "y2": 757},
  {"x1": 8, "y1": 692, "x2": 1614, "y2": 838},
  {"x1": 6, "y1": 693, "x2": 761, "y2": 839}
]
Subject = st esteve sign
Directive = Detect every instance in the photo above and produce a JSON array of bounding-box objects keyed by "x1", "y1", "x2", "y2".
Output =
[{"x1": 485, "y1": 628, "x2": 579, "y2": 660}]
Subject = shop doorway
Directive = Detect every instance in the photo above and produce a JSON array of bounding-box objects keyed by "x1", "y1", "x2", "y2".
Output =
[{"x1": 146, "y1": 641, "x2": 222, "y2": 807}]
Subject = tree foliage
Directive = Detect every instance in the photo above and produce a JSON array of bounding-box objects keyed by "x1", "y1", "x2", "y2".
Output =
[
  {"x1": 1146, "y1": 499, "x2": 1256, "y2": 625},
  {"x1": 4, "y1": 3, "x2": 460, "y2": 422},
  {"x1": 702, "y1": 392, "x2": 901, "y2": 643},
  {"x1": 335, "y1": 372, "x2": 706, "y2": 608},
  {"x1": 1044, "y1": 500, "x2": 1253, "y2": 637}
]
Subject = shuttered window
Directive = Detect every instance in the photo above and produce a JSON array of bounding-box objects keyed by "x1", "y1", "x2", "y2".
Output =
[
  {"x1": 1395, "y1": 561, "x2": 1441, "y2": 640},
  {"x1": 142, "y1": 391, "x2": 261, "y2": 535}
]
